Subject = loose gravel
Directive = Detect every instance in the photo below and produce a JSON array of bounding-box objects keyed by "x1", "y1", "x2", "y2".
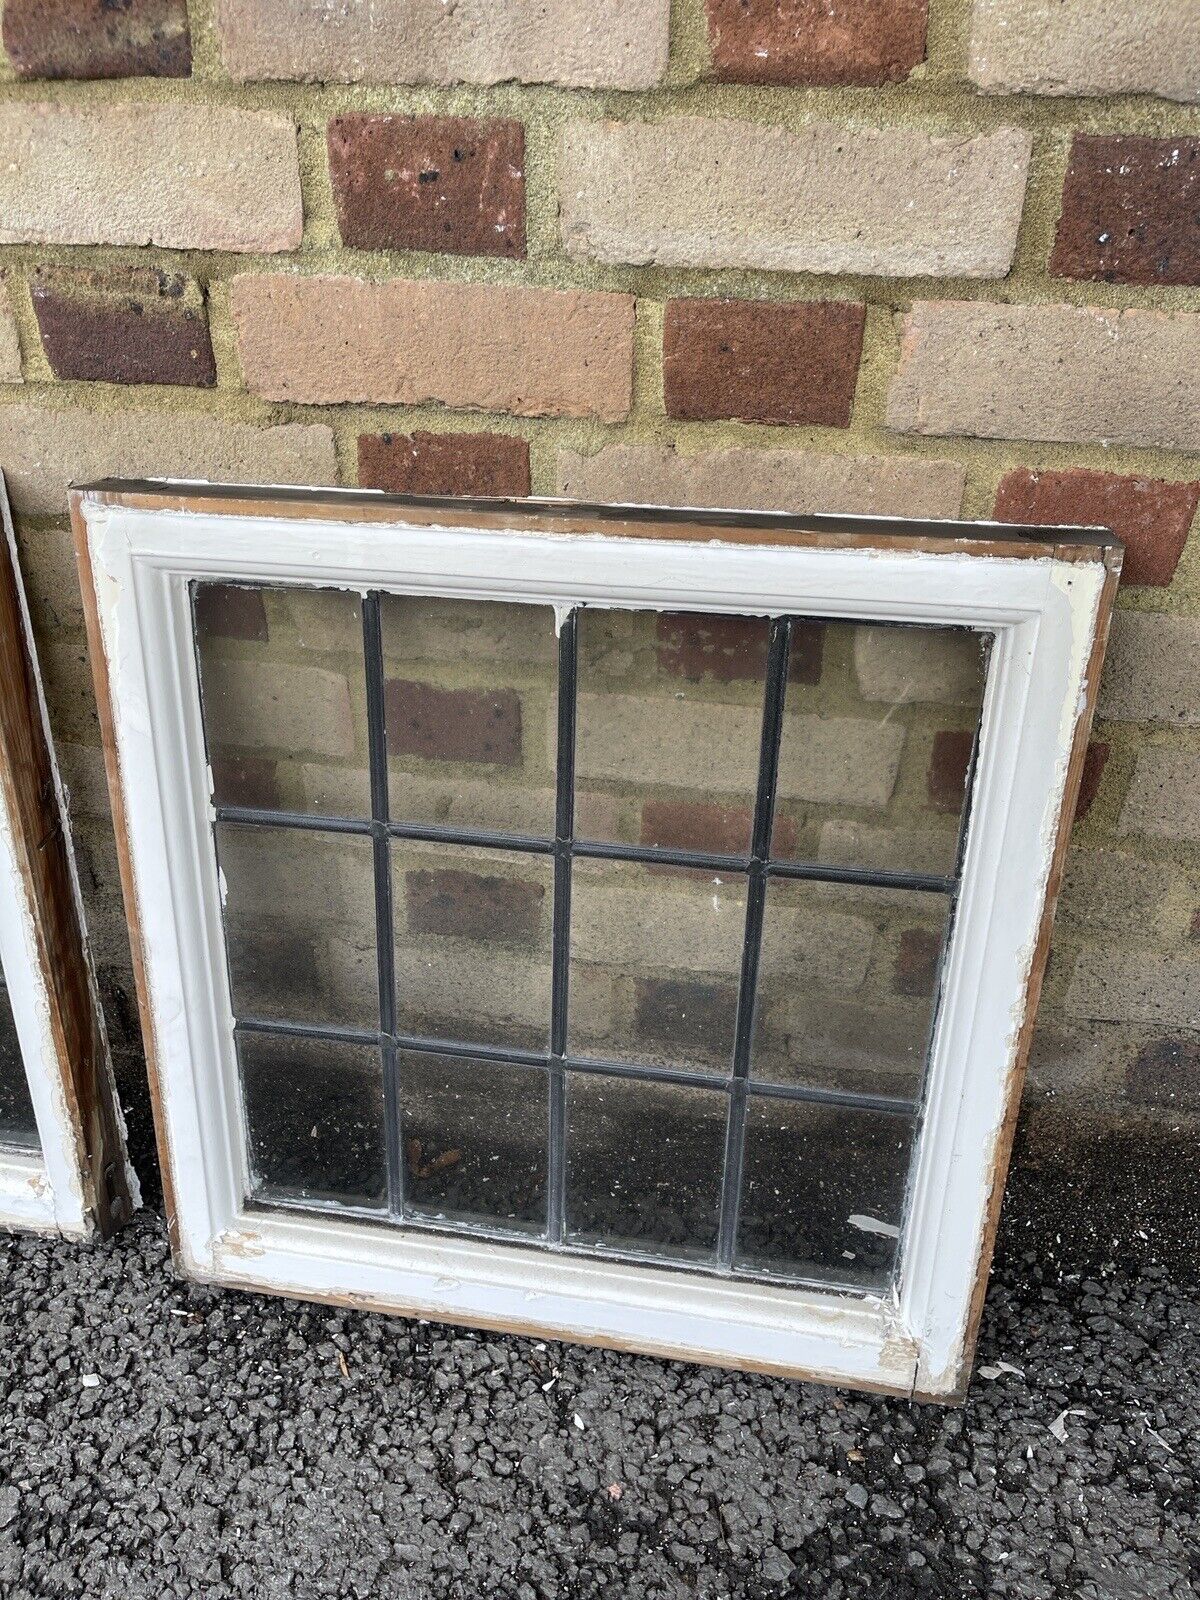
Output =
[{"x1": 0, "y1": 1116, "x2": 1196, "y2": 1599}]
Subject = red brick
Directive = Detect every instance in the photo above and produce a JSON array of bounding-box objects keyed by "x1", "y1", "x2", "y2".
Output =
[
  {"x1": 655, "y1": 613, "x2": 768, "y2": 683},
  {"x1": 664, "y1": 299, "x2": 865, "y2": 428},
  {"x1": 893, "y1": 927, "x2": 941, "y2": 998},
  {"x1": 641, "y1": 799, "x2": 753, "y2": 857},
  {"x1": 358, "y1": 432, "x2": 530, "y2": 498},
  {"x1": 385, "y1": 680, "x2": 522, "y2": 766},
  {"x1": 328, "y1": 115, "x2": 525, "y2": 258},
  {"x1": 788, "y1": 622, "x2": 825, "y2": 685},
  {"x1": 1051, "y1": 135, "x2": 1200, "y2": 287},
  {"x1": 1125, "y1": 1036, "x2": 1200, "y2": 1110},
  {"x1": 210, "y1": 754, "x2": 281, "y2": 811},
  {"x1": 406, "y1": 868, "x2": 544, "y2": 943},
  {"x1": 1074, "y1": 742, "x2": 1110, "y2": 821},
  {"x1": 994, "y1": 467, "x2": 1199, "y2": 588},
  {"x1": 32, "y1": 265, "x2": 215, "y2": 387},
  {"x1": 634, "y1": 976, "x2": 738, "y2": 1054},
  {"x1": 927, "y1": 729, "x2": 974, "y2": 813},
  {"x1": 707, "y1": 0, "x2": 927, "y2": 85},
  {"x1": 641, "y1": 799, "x2": 797, "y2": 858},
  {"x1": 194, "y1": 583, "x2": 268, "y2": 642},
  {"x1": 3, "y1": 0, "x2": 191, "y2": 79},
  {"x1": 656, "y1": 613, "x2": 824, "y2": 684}
]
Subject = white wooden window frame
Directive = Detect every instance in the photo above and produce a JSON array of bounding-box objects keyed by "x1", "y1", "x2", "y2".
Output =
[
  {"x1": 73, "y1": 486, "x2": 1117, "y2": 1399},
  {"x1": 0, "y1": 481, "x2": 137, "y2": 1238},
  {"x1": 0, "y1": 798, "x2": 93, "y2": 1236}
]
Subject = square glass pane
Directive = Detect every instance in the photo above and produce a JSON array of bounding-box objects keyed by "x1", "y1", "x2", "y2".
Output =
[
  {"x1": 381, "y1": 595, "x2": 558, "y2": 836},
  {"x1": 239, "y1": 1032, "x2": 386, "y2": 1210},
  {"x1": 574, "y1": 609, "x2": 768, "y2": 852},
  {"x1": 195, "y1": 583, "x2": 370, "y2": 818},
  {"x1": 568, "y1": 857, "x2": 746, "y2": 1072},
  {"x1": 393, "y1": 842, "x2": 553, "y2": 1052},
  {"x1": 398, "y1": 1051, "x2": 547, "y2": 1234},
  {"x1": 216, "y1": 823, "x2": 378, "y2": 1030},
  {"x1": 0, "y1": 969, "x2": 38, "y2": 1152},
  {"x1": 737, "y1": 1099, "x2": 915, "y2": 1289},
  {"x1": 752, "y1": 880, "x2": 951, "y2": 1101},
  {"x1": 772, "y1": 622, "x2": 988, "y2": 879},
  {"x1": 565, "y1": 1073, "x2": 726, "y2": 1260}
]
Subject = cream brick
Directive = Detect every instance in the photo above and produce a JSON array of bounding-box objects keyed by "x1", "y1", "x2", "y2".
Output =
[
  {"x1": 391, "y1": 943, "x2": 553, "y2": 1035},
  {"x1": 853, "y1": 625, "x2": 986, "y2": 706},
  {"x1": 216, "y1": 0, "x2": 669, "y2": 88},
  {"x1": 555, "y1": 444, "x2": 967, "y2": 519},
  {"x1": 74, "y1": 822, "x2": 124, "y2": 906},
  {"x1": 279, "y1": 589, "x2": 364, "y2": 654},
  {"x1": 34, "y1": 631, "x2": 100, "y2": 742},
  {"x1": 887, "y1": 302, "x2": 1200, "y2": 451},
  {"x1": 558, "y1": 117, "x2": 1031, "y2": 278},
  {"x1": 0, "y1": 103, "x2": 302, "y2": 252},
  {"x1": 83, "y1": 904, "x2": 136, "y2": 974},
  {"x1": 222, "y1": 828, "x2": 375, "y2": 923},
  {"x1": 1066, "y1": 950, "x2": 1200, "y2": 1028},
  {"x1": 1119, "y1": 749, "x2": 1200, "y2": 841},
  {"x1": 573, "y1": 693, "x2": 758, "y2": 794},
  {"x1": 16, "y1": 527, "x2": 83, "y2": 632},
  {"x1": 573, "y1": 693, "x2": 903, "y2": 807},
  {"x1": 289, "y1": 591, "x2": 558, "y2": 667},
  {"x1": 0, "y1": 403, "x2": 336, "y2": 518},
  {"x1": 1098, "y1": 613, "x2": 1200, "y2": 724},
  {"x1": 205, "y1": 660, "x2": 356, "y2": 758},
  {"x1": 969, "y1": 0, "x2": 1200, "y2": 103},
  {"x1": 573, "y1": 881, "x2": 873, "y2": 988},
  {"x1": 817, "y1": 821, "x2": 961, "y2": 877},
  {"x1": 778, "y1": 716, "x2": 904, "y2": 807},
  {"x1": 382, "y1": 596, "x2": 559, "y2": 669},
  {"x1": 58, "y1": 742, "x2": 114, "y2": 822},
  {"x1": 1057, "y1": 849, "x2": 1184, "y2": 938},
  {"x1": 231, "y1": 274, "x2": 634, "y2": 421},
  {"x1": 0, "y1": 281, "x2": 21, "y2": 383},
  {"x1": 776, "y1": 992, "x2": 935, "y2": 1088},
  {"x1": 301, "y1": 762, "x2": 558, "y2": 836}
]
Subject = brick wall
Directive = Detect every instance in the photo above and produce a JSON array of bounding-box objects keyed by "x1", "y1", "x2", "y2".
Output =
[{"x1": 0, "y1": 0, "x2": 1197, "y2": 1134}]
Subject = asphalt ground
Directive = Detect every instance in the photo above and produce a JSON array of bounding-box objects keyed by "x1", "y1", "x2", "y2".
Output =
[{"x1": 1, "y1": 1111, "x2": 1196, "y2": 1599}]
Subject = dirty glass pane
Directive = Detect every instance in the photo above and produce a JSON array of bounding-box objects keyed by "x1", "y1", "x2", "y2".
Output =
[
  {"x1": 217, "y1": 823, "x2": 378, "y2": 1030},
  {"x1": 737, "y1": 1099, "x2": 915, "y2": 1288},
  {"x1": 195, "y1": 583, "x2": 370, "y2": 819},
  {"x1": 398, "y1": 1051, "x2": 547, "y2": 1234},
  {"x1": 197, "y1": 588, "x2": 977, "y2": 1295},
  {"x1": 240, "y1": 1032, "x2": 386, "y2": 1210},
  {"x1": 568, "y1": 856, "x2": 746, "y2": 1072},
  {"x1": 381, "y1": 595, "x2": 558, "y2": 837},
  {"x1": 752, "y1": 880, "x2": 950, "y2": 1100},
  {"x1": 574, "y1": 609, "x2": 770, "y2": 852},
  {"x1": 772, "y1": 622, "x2": 987, "y2": 879},
  {"x1": 0, "y1": 968, "x2": 39, "y2": 1152},
  {"x1": 393, "y1": 842, "x2": 553, "y2": 1052},
  {"x1": 565, "y1": 1074, "x2": 726, "y2": 1260}
]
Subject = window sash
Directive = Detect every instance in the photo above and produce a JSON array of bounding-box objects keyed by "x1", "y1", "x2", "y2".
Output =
[{"x1": 72, "y1": 485, "x2": 1118, "y2": 1399}]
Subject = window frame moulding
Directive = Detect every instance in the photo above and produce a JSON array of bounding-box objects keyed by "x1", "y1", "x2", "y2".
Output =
[{"x1": 69, "y1": 481, "x2": 1121, "y2": 1401}]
